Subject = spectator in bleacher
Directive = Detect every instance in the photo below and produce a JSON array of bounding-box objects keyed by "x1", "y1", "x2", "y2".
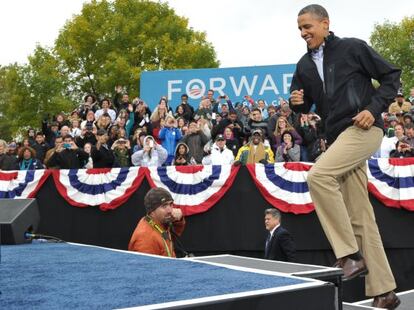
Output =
[
  {"x1": 55, "y1": 113, "x2": 71, "y2": 129},
  {"x1": 44, "y1": 135, "x2": 63, "y2": 168},
  {"x1": 408, "y1": 87, "x2": 414, "y2": 104},
  {"x1": 80, "y1": 110, "x2": 96, "y2": 130},
  {"x1": 112, "y1": 137, "x2": 132, "y2": 167},
  {"x1": 95, "y1": 114, "x2": 112, "y2": 132},
  {"x1": 150, "y1": 97, "x2": 173, "y2": 124},
  {"x1": 267, "y1": 104, "x2": 296, "y2": 135},
  {"x1": 211, "y1": 110, "x2": 244, "y2": 144},
  {"x1": 235, "y1": 129, "x2": 274, "y2": 165},
  {"x1": 403, "y1": 113, "x2": 413, "y2": 127},
  {"x1": 175, "y1": 94, "x2": 194, "y2": 122},
  {"x1": 173, "y1": 142, "x2": 191, "y2": 166},
  {"x1": 238, "y1": 105, "x2": 251, "y2": 131},
  {"x1": 95, "y1": 98, "x2": 116, "y2": 123},
  {"x1": 31, "y1": 132, "x2": 49, "y2": 163},
  {"x1": 389, "y1": 140, "x2": 414, "y2": 158},
  {"x1": 75, "y1": 124, "x2": 97, "y2": 149},
  {"x1": 113, "y1": 86, "x2": 130, "y2": 112},
  {"x1": 271, "y1": 116, "x2": 302, "y2": 152},
  {"x1": 91, "y1": 129, "x2": 115, "y2": 168},
  {"x1": 131, "y1": 130, "x2": 146, "y2": 153},
  {"x1": 267, "y1": 105, "x2": 277, "y2": 119},
  {"x1": 197, "y1": 117, "x2": 212, "y2": 140},
  {"x1": 373, "y1": 122, "x2": 406, "y2": 158},
  {"x1": 180, "y1": 120, "x2": 209, "y2": 164},
  {"x1": 275, "y1": 131, "x2": 301, "y2": 162},
  {"x1": 7, "y1": 141, "x2": 19, "y2": 157},
  {"x1": 42, "y1": 119, "x2": 60, "y2": 148},
  {"x1": 159, "y1": 116, "x2": 182, "y2": 165},
  {"x1": 176, "y1": 117, "x2": 187, "y2": 135},
  {"x1": 27, "y1": 128, "x2": 36, "y2": 146},
  {"x1": 194, "y1": 98, "x2": 213, "y2": 122},
  {"x1": 17, "y1": 146, "x2": 44, "y2": 170},
  {"x1": 202, "y1": 134, "x2": 234, "y2": 165},
  {"x1": 245, "y1": 108, "x2": 269, "y2": 139},
  {"x1": 131, "y1": 136, "x2": 168, "y2": 167},
  {"x1": 388, "y1": 92, "x2": 411, "y2": 115},
  {"x1": 22, "y1": 138, "x2": 31, "y2": 148},
  {"x1": 59, "y1": 125, "x2": 71, "y2": 139},
  {"x1": 223, "y1": 126, "x2": 240, "y2": 157},
  {"x1": 385, "y1": 115, "x2": 398, "y2": 138},
  {"x1": 0, "y1": 139, "x2": 18, "y2": 170},
  {"x1": 47, "y1": 135, "x2": 89, "y2": 169},
  {"x1": 256, "y1": 99, "x2": 269, "y2": 120},
  {"x1": 131, "y1": 99, "x2": 152, "y2": 136},
  {"x1": 83, "y1": 142, "x2": 94, "y2": 169},
  {"x1": 70, "y1": 119, "x2": 82, "y2": 138},
  {"x1": 405, "y1": 123, "x2": 414, "y2": 148},
  {"x1": 207, "y1": 89, "x2": 218, "y2": 106},
  {"x1": 78, "y1": 94, "x2": 98, "y2": 120}
]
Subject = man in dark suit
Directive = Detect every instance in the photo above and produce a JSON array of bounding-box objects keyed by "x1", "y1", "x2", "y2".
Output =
[{"x1": 264, "y1": 208, "x2": 296, "y2": 262}]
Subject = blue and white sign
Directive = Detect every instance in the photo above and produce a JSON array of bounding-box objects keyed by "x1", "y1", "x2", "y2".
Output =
[{"x1": 140, "y1": 64, "x2": 296, "y2": 109}]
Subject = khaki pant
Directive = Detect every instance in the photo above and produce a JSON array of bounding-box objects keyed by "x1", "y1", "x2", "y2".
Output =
[{"x1": 307, "y1": 126, "x2": 396, "y2": 296}]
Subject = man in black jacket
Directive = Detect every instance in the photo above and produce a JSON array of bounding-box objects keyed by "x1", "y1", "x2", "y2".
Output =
[
  {"x1": 264, "y1": 208, "x2": 295, "y2": 262},
  {"x1": 47, "y1": 135, "x2": 89, "y2": 169},
  {"x1": 91, "y1": 129, "x2": 115, "y2": 168},
  {"x1": 290, "y1": 5, "x2": 400, "y2": 308}
]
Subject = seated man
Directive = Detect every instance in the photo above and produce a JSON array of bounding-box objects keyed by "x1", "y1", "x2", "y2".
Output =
[
  {"x1": 128, "y1": 187, "x2": 185, "y2": 257},
  {"x1": 235, "y1": 129, "x2": 274, "y2": 165}
]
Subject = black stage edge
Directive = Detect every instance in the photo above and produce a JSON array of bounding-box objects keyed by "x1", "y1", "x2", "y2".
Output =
[
  {"x1": 35, "y1": 167, "x2": 414, "y2": 302},
  {"x1": 159, "y1": 283, "x2": 336, "y2": 310}
]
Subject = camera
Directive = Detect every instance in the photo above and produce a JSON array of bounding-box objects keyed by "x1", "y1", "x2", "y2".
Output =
[
  {"x1": 63, "y1": 143, "x2": 71, "y2": 149},
  {"x1": 219, "y1": 95, "x2": 226, "y2": 99}
]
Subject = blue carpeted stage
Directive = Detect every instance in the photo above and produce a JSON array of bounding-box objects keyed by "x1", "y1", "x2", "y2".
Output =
[{"x1": 1, "y1": 242, "x2": 335, "y2": 309}]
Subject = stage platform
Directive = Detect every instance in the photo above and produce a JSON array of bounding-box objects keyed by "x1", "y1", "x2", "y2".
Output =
[{"x1": 1, "y1": 242, "x2": 336, "y2": 309}]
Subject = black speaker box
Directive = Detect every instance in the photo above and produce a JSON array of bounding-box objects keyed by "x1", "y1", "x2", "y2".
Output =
[{"x1": 0, "y1": 199, "x2": 40, "y2": 245}]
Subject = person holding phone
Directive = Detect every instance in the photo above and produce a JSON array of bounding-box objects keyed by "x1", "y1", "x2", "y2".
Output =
[
  {"x1": 47, "y1": 135, "x2": 89, "y2": 169},
  {"x1": 131, "y1": 135, "x2": 168, "y2": 167},
  {"x1": 290, "y1": 4, "x2": 400, "y2": 308}
]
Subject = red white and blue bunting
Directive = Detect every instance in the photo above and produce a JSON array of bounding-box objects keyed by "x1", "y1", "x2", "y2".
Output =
[
  {"x1": 246, "y1": 163, "x2": 315, "y2": 214},
  {"x1": 0, "y1": 170, "x2": 50, "y2": 199},
  {"x1": 146, "y1": 165, "x2": 240, "y2": 216},
  {"x1": 52, "y1": 167, "x2": 145, "y2": 211},
  {"x1": 367, "y1": 158, "x2": 414, "y2": 211}
]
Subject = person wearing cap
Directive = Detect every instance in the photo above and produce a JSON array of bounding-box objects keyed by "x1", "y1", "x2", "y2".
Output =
[
  {"x1": 91, "y1": 129, "x2": 115, "y2": 168},
  {"x1": 202, "y1": 134, "x2": 234, "y2": 165},
  {"x1": 128, "y1": 187, "x2": 185, "y2": 257},
  {"x1": 235, "y1": 129, "x2": 274, "y2": 165},
  {"x1": 131, "y1": 136, "x2": 168, "y2": 167},
  {"x1": 388, "y1": 92, "x2": 411, "y2": 115}
]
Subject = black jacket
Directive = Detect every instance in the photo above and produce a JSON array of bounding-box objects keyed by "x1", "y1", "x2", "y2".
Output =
[
  {"x1": 290, "y1": 32, "x2": 401, "y2": 144},
  {"x1": 47, "y1": 148, "x2": 89, "y2": 169},
  {"x1": 91, "y1": 145, "x2": 115, "y2": 168},
  {"x1": 264, "y1": 226, "x2": 296, "y2": 262}
]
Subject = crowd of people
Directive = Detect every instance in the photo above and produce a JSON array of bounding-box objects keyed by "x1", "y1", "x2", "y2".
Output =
[{"x1": 1, "y1": 86, "x2": 414, "y2": 171}]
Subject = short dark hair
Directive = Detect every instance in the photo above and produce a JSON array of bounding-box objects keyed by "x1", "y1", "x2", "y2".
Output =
[
  {"x1": 298, "y1": 4, "x2": 329, "y2": 20},
  {"x1": 63, "y1": 134, "x2": 73, "y2": 141},
  {"x1": 251, "y1": 108, "x2": 261, "y2": 114},
  {"x1": 264, "y1": 208, "x2": 281, "y2": 221},
  {"x1": 405, "y1": 123, "x2": 414, "y2": 130}
]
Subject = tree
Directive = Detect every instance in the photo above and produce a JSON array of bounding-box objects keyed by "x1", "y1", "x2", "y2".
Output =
[
  {"x1": 0, "y1": 46, "x2": 75, "y2": 139},
  {"x1": 55, "y1": 0, "x2": 219, "y2": 100},
  {"x1": 370, "y1": 16, "x2": 414, "y2": 95}
]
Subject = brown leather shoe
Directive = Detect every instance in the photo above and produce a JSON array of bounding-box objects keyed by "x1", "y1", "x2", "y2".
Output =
[
  {"x1": 333, "y1": 257, "x2": 368, "y2": 281},
  {"x1": 372, "y1": 291, "x2": 401, "y2": 309}
]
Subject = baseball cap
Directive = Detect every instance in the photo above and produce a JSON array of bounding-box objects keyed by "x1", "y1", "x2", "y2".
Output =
[{"x1": 215, "y1": 134, "x2": 225, "y2": 141}]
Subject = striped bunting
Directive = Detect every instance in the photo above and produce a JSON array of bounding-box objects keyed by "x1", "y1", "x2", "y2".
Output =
[
  {"x1": 246, "y1": 163, "x2": 315, "y2": 214},
  {"x1": 367, "y1": 158, "x2": 414, "y2": 211},
  {"x1": 146, "y1": 165, "x2": 240, "y2": 216},
  {"x1": 52, "y1": 167, "x2": 145, "y2": 211},
  {"x1": 0, "y1": 170, "x2": 50, "y2": 199}
]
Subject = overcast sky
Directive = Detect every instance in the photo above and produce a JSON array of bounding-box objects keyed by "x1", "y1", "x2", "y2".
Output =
[{"x1": 1, "y1": 0, "x2": 412, "y2": 67}]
